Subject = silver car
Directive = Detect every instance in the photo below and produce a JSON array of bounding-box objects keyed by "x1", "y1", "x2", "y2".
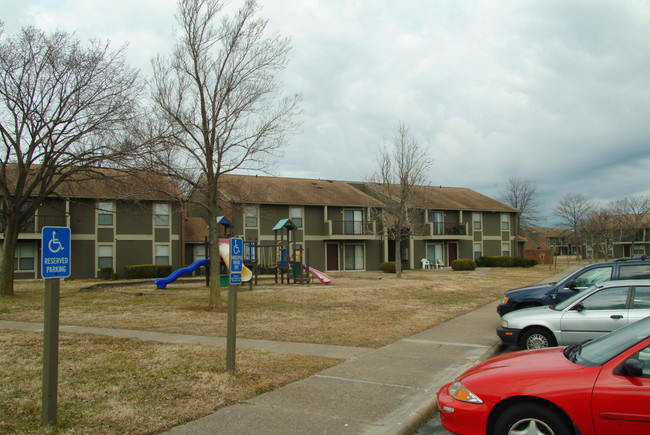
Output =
[{"x1": 497, "y1": 280, "x2": 650, "y2": 349}]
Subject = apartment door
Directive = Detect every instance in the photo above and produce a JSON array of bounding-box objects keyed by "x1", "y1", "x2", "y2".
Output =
[
  {"x1": 448, "y1": 243, "x2": 458, "y2": 263},
  {"x1": 326, "y1": 243, "x2": 339, "y2": 271}
]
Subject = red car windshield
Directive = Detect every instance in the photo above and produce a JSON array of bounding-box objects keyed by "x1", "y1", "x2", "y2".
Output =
[{"x1": 567, "y1": 316, "x2": 650, "y2": 366}]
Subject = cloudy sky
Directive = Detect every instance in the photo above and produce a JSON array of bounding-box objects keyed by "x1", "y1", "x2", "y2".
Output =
[{"x1": 4, "y1": 0, "x2": 650, "y2": 224}]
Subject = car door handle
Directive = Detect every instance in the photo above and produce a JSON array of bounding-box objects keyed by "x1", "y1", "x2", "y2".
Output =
[{"x1": 610, "y1": 315, "x2": 624, "y2": 320}]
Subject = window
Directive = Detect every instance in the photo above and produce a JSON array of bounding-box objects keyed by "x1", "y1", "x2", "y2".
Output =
[
  {"x1": 98, "y1": 245, "x2": 113, "y2": 269},
  {"x1": 502, "y1": 242, "x2": 510, "y2": 257},
  {"x1": 155, "y1": 203, "x2": 169, "y2": 226},
  {"x1": 290, "y1": 207, "x2": 303, "y2": 228},
  {"x1": 344, "y1": 244, "x2": 364, "y2": 270},
  {"x1": 579, "y1": 286, "x2": 628, "y2": 310},
  {"x1": 14, "y1": 244, "x2": 35, "y2": 270},
  {"x1": 501, "y1": 213, "x2": 510, "y2": 231},
  {"x1": 428, "y1": 211, "x2": 443, "y2": 235},
  {"x1": 572, "y1": 266, "x2": 613, "y2": 289},
  {"x1": 245, "y1": 206, "x2": 258, "y2": 228},
  {"x1": 155, "y1": 244, "x2": 170, "y2": 265},
  {"x1": 632, "y1": 345, "x2": 650, "y2": 377},
  {"x1": 473, "y1": 213, "x2": 482, "y2": 231},
  {"x1": 98, "y1": 202, "x2": 114, "y2": 226},
  {"x1": 633, "y1": 245, "x2": 646, "y2": 256},
  {"x1": 474, "y1": 243, "x2": 482, "y2": 261},
  {"x1": 427, "y1": 244, "x2": 443, "y2": 264},
  {"x1": 20, "y1": 202, "x2": 36, "y2": 232},
  {"x1": 344, "y1": 210, "x2": 363, "y2": 235},
  {"x1": 632, "y1": 286, "x2": 650, "y2": 309},
  {"x1": 620, "y1": 264, "x2": 650, "y2": 280}
]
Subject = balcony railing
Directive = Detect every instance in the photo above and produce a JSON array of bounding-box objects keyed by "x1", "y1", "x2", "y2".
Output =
[
  {"x1": 414, "y1": 222, "x2": 468, "y2": 237},
  {"x1": 327, "y1": 220, "x2": 376, "y2": 236}
]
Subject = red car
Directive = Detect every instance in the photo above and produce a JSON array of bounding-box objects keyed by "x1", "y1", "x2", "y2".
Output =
[{"x1": 437, "y1": 315, "x2": 650, "y2": 435}]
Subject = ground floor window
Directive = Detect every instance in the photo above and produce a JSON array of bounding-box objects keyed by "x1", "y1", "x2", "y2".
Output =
[
  {"x1": 98, "y1": 245, "x2": 113, "y2": 269},
  {"x1": 15, "y1": 244, "x2": 35, "y2": 270},
  {"x1": 502, "y1": 242, "x2": 510, "y2": 257},
  {"x1": 155, "y1": 244, "x2": 170, "y2": 265},
  {"x1": 634, "y1": 244, "x2": 646, "y2": 257},
  {"x1": 474, "y1": 243, "x2": 482, "y2": 261},
  {"x1": 344, "y1": 244, "x2": 364, "y2": 270},
  {"x1": 427, "y1": 243, "x2": 443, "y2": 265}
]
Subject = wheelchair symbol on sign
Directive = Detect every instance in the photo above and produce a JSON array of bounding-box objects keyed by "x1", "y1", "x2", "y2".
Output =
[
  {"x1": 231, "y1": 242, "x2": 241, "y2": 255},
  {"x1": 48, "y1": 230, "x2": 64, "y2": 253}
]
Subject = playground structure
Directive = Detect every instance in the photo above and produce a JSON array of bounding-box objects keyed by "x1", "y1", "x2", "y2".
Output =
[{"x1": 155, "y1": 217, "x2": 331, "y2": 289}]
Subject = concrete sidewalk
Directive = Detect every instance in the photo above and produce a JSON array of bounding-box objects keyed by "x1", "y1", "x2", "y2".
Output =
[
  {"x1": 164, "y1": 300, "x2": 502, "y2": 435},
  {"x1": 0, "y1": 301, "x2": 502, "y2": 435}
]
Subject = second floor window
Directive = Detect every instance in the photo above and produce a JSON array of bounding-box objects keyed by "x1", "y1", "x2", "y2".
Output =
[
  {"x1": 245, "y1": 206, "x2": 258, "y2": 227},
  {"x1": 98, "y1": 202, "x2": 114, "y2": 226},
  {"x1": 473, "y1": 213, "x2": 482, "y2": 231},
  {"x1": 290, "y1": 207, "x2": 303, "y2": 228},
  {"x1": 155, "y1": 203, "x2": 169, "y2": 226},
  {"x1": 501, "y1": 213, "x2": 510, "y2": 231},
  {"x1": 428, "y1": 211, "x2": 443, "y2": 235},
  {"x1": 344, "y1": 209, "x2": 363, "y2": 235}
]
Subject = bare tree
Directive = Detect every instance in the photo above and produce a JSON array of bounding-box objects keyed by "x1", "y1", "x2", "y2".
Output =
[
  {"x1": 553, "y1": 193, "x2": 593, "y2": 259},
  {"x1": 0, "y1": 27, "x2": 141, "y2": 296},
  {"x1": 499, "y1": 177, "x2": 542, "y2": 230},
  {"x1": 370, "y1": 122, "x2": 433, "y2": 279},
  {"x1": 583, "y1": 204, "x2": 615, "y2": 260},
  {"x1": 144, "y1": 0, "x2": 300, "y2": 309},
  {"x1": 610, "y1": 194, "x2": 650, "y2": 256}
]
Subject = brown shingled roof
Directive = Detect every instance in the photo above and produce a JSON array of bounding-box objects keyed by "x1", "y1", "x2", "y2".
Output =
[
  {"x1": 367, "y1": 183, "x2": 519, "y2": 212},
  {"x1": 3, "y1": 164, "x2": 183, "y2": 201},
  {"x1": 217, "y1": 174, "x2": 384, "y2": 207}
]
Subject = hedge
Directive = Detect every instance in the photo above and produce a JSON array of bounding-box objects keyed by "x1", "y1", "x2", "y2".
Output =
[
  {"x1": 451, "y1": 259, "x2": 477, "y2": 270},
  {"x1": 125, "y1": 264, "x2": 159, "y2": 279},
  {"x1": 476, "y1": 256, "x2": 538, "y2": 268}
]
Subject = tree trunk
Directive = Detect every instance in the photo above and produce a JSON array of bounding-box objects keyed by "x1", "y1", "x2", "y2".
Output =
[
  {"x1": 207, "y1": 207, "x2": 222, "y2": 310},
  {"x1": 395, "y1": 222, "x2": 402, "y2": 279},
  {"x1": 0, "y1": 221, "x2": 19, "y2": 296}
]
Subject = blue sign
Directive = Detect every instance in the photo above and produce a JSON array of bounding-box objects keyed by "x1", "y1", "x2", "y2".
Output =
[
  {"x1": 229, "y1": 238, "x2": 243, "y2": 285},
  {"x1": 42, "y1": 227, "x2": 71, "y2": 279}
]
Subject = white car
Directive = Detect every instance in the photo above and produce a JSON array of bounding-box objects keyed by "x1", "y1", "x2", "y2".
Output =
[{"x1": 497, "y1": 280, "x2": 650, "y2": 349}]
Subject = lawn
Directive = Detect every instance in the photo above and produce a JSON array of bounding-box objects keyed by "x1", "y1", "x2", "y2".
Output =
[{"x1": 0, "y1": 264, "x2": 574, "y2": 434}]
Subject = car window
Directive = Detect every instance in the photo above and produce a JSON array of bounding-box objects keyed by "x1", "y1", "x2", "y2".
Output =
[
  {"x1": 578, "y1": 286, "x2": 629, "y2": 310},
  {"x1": 631, "y1": 345, "x2": 650, "y2": 377},
  {"x1": 571, "y1": 266, "x2": 613, "y2": 288},
  {"x1": 632, "y1": 286, "x2": 650, "y2": 309},
  {"x1": 620, "y1": 264, "x2": 650, "y2": 280}
]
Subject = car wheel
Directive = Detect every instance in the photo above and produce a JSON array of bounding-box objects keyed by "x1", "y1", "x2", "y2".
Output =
[
  {"x1": 493, "y1": 403, "x2": 571, "y2": 435},
  {"x1": 521, "y1": 327, "x2": 556, "y2": 350}
]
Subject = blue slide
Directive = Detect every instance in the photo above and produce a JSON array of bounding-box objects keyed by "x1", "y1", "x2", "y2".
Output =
[{"x1": 154, "y1": 259, "x2": 211, "y2": 289}]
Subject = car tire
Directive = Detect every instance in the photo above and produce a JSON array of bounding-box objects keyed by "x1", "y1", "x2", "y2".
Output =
[
  {"x1": 493, "y1": 402, "x2": 572, "y2": 435},
  {"x1": 521, "y1": 327, "x2": 556, "y2": 350}
]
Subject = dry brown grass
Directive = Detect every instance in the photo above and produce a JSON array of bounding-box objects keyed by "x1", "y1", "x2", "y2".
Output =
[{"x1": 0, "y1": 264, "x2": 575, "y2": 433}]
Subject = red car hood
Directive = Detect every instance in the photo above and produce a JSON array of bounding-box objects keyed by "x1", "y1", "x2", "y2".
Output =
[{"x1": 457, "y1": 347, "x2": 601, "y2": 404}]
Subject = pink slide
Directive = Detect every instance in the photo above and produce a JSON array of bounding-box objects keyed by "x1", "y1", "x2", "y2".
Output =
[{"x1": 304, "y1": 265, "x2": 332, "y2": 284}]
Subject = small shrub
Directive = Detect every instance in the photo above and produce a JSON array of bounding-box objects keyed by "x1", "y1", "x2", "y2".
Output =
[
  {"x1": 97, "y1": 267, "x2": 115, "y2": 280},
  {"x1": 157, "y1": 265, "x2": 173, "y2": 278},
  {"x1": 380, "y1": 262, "x2": 396, "y2": 273},
  {"x1": 513, "y1": 257, "x2": 538, "y2": 268},
  {"x1": 125, "y1": 264, "x2": 158, "y2": 279},
  {"x1": 477, "y1": 256, "x2": 514, "y2": 267},
  {"x1": 451, "y1": 259, "x2": 476, "y2": 271}
]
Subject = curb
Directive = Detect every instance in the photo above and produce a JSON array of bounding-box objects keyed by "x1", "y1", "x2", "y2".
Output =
[{"x1": 392, "y1": 340, "x2": 505, "y2": 434}]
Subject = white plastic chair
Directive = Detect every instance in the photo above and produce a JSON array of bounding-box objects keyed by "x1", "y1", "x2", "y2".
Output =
[
  {"x1": 435, "y1": 259, "x2": 444, "y2": 269},
  {"x1": 421, "y1": 259, "x2": 430, "y2": 270}
]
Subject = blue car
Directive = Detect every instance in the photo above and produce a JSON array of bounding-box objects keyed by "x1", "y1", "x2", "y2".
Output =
[{"x1": 497, "y1": 257, "x2": 650, "y2": 317}]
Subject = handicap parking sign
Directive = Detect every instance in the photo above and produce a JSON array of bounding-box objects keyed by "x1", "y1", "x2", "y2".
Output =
[
  {"x1": 230, "y1": 238, "x2": 243, "y2": 284},
  {"x1": 42, "y1": 227, "x2": 71, "y2": 278}
]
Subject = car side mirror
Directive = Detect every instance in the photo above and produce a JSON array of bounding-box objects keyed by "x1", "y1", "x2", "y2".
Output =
[
  {"x1": 573, "y1": 303, "x2": 585, "y2": 312},
  {"x1": 623, "y1": 358, "x2": 644, "y2": 377},
  {"x1": 566, "y1": 281, "x2": 577, "y2": 290}
]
